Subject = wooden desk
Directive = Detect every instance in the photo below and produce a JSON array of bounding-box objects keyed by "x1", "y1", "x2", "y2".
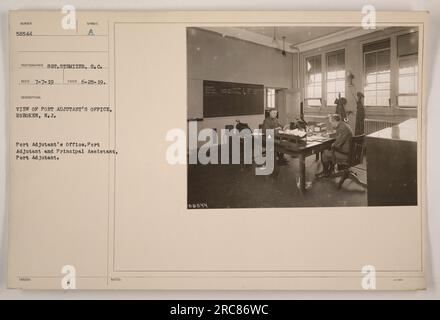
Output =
[{"x1": 274, "y1": 134, "x2": 335, "y2": 193}]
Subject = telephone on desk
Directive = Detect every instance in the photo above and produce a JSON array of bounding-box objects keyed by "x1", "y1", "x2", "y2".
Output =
[{"x1": 289, "y1": 118, "x2": 307, "y2": 130}]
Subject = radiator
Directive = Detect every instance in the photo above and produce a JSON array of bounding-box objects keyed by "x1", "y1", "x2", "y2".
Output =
[{"x1": 364, "y1": 118, "x2": 398, "y2": 135}]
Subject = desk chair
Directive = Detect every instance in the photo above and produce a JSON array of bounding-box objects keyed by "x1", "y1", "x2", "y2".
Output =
[
  {"x1": 258, "y1": 124, "x2": 266, "y2": 156},
  {"x1": 332, "y1": 134, "x2": 367, "y2": 190},
  {"x1": 224, "y1": 124, "x2": 253, "y2": 165}
]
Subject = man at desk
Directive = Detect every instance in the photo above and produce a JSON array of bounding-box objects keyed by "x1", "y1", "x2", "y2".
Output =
[
  {"x1": 316, "y1": 114, "x2": 353, "y2": 178},
  {"x1": 262, "y1": 109, "x2": 288, "y2": 162},
  {"x1": 263, "y1": 109, "x2": 283, "y2": 131}
]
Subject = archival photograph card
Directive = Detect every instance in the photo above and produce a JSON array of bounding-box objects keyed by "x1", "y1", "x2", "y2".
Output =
[{"x1": 7, "y1": 10, "x2": 428, "y2": 290}]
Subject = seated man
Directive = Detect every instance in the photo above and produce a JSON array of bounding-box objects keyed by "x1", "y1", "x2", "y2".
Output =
[
  {"x1": 262, "y1": 109, "x2": 288, "y2": 162},
  {"x1": 262, "y1": 109, "x2": 283, "y2": 132},
  {"x1": 316, "y1": 114, "x2": 353, "y2": 178}
]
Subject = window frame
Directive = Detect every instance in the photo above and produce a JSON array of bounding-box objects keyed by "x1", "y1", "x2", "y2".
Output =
[
  {"x1": 302, "y1": 46, "x2": 346, "y2": 111},
  {"x1": 397, "y1": 53, "x2": 418, "y2": 108},
  {"x1": 325, "y1": 49, "x2": 346, "y2": 107},
  {"x1": 396, "y1": 31, "x2": 419, "y2": 109},
  {"x1": 265, "y1": 87, "x2": 277, "y2": 110},
  {"x1": 362, "y1": 43, "x2": 392, "y2": 108},
  {"x1": 300, "y1": 29, "x2": 419, "y2": 113},
  {"x1": 304, "y1": 54, "x2": 323, "y2": 107},
  {"x1": 359, "y1": 31, "x2": 420, "y2": 112}
]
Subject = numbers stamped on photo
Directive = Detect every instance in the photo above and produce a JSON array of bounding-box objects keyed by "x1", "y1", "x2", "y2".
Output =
[{"x1": 188, "y1": 203, "x2": 209, "y2": 209}]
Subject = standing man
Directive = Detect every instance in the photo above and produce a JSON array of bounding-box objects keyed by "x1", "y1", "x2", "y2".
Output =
[
  {"x1": 355, "y1": 92, "x2": 365, "y2": 135},
  {"x1": 316, "y1": 114, "x2": 353, "y2": 178},
  {"x1": 334, "y1": 96, "x2": 348, "y2": 122}
]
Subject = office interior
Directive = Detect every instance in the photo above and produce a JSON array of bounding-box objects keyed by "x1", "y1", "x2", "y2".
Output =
[{"x1": 187, "y1": 26, "x2": 419, "y2": 208}]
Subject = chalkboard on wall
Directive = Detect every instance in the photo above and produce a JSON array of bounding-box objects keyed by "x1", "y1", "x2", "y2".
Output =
[{"x1": 203, "y1": 80, "x2": 264, "y2": 118}]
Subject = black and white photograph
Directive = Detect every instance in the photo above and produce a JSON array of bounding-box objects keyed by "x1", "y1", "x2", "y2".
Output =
[
  {"x1": 2, "y1": 5, "x2": 435, "y2": 296},
  {"x1": 187, "y1": 26, "x2": 420, "y2": 209}
]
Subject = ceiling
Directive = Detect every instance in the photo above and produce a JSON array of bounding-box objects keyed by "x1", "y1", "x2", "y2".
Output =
[
  {"x1": 199, "y1": 26, "x2": 378, "y2": 52},
  {"x1": 240, "y1": 26, "x2": 351, "y2": 47}
]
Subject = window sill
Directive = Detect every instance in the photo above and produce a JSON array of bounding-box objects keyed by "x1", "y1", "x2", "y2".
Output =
[{"x1": 396, "y1": 106, "x2": 418, "y2": 110}]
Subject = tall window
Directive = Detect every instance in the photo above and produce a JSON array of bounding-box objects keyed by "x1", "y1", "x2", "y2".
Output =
[
  {"x1": 305, "y1": 55, "x2": 322, "y2": 107},
  {"x1": 398, "y1": 32, "x2": 418, "y2": 108},
  {"x1": 363, "y1": 39, "x2": 391, "y2": 107},
  {"x1": 326, "y1": 50, "x2": 345, "y2": 106},
  {"x1": 266, "y1": 88, "x2": 276, "y2": 109}
]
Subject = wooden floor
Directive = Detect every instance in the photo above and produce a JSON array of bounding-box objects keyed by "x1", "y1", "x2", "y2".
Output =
[{"x1": 188, "y1": 156, "x2": 368, "y2": 208}]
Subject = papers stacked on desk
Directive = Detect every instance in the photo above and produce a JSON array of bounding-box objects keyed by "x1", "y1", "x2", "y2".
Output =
[{"x1": 278, "y1": 128, "x2": 307, "y2": 137}]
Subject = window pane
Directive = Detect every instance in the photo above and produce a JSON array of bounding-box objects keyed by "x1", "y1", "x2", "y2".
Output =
[
  {"x1": 315, "y1": 73, "x2": 322, "y2": 82},
  {"x1": 337, "y1": 52, "x2": 345, "y2": 65},
  {"x1": 306, "y1": 55, "x2": 322, "y2": 106},
  {"x1": 335, "y1": 80, "x2": 345, "y2": 93},
  {"x1": 307, "y1": 60, "x2": 311, "y2": 71},
  {"x1": 377, "y1": 50, "x2": 390, "y2": 67},
  {"x1": 327, "y1": 54, "x2": 337, "y2": 69},
  {"x1": 364, "y1": 83, "x2": 376, "y2": 92},
  {"x1": 377, "y1": 90, "x2": 390, "y2": 97},
  {"x1": 266, "y1": 88, "x2": 276, "y2": 109},
  {"x1": 327, "y1": 70, "x2": 336, "y2": 80},
  {"x1": 399, "y1": 76, "x2": 414, "y2": 94},
  {"x1": 398, "y1": 54, "x2": 418, "y2": 98},
  {"x1": 327, "y1": 93, "x2": 336, "y2": 105},
  {"x1": 377, "y1": 90, "x2": 390, "y2": 106},
  {"x1": 365, "y1": 94, "x2": 376, "y2": 106},
  {"x1": 315, "y1": 56, "x2": 321, "y2": 70},
  {"x1": 307, "y1": 86, "x2": 314, "y2": 98},
  {"x1": 307, "y1": 98, "x2": 321, "y2": 106},
  {"x1": 363, "y1": 38, "x2": 390, "y2": 53},
  {"x1": 364, "y1": 91, "x2": 376, "y2": 98},
  {"x1": 363, "y1": 47, "x2": 390, "y2": 107},
  {"x1": 327, "y1": 81, "x2": 336, "y2": 93},
  {"x1": 377, "y1": 97, "x2": 389, "y2": 106},
  {"x1": 398, "y1": 32, "x2": 418, "y2": 57},
  {"x1": 377, "y1": 71, "x2": 390, "y2": 83},
  {"x1": 326, "y1": 50, "x2": 345, "y2": 107},
  {"x1": 313, "y1": 84, "x2": 321, "y2": 98},
  {"x1": 336, "y1": 70, "x2": 345, "y2": 79},
  {"x1": 377, "y1": 82, "x2": 390, "y2": 90},
  {"x1": 365, "y1": 73, "x2": 377, "y2": 85},
  {"x1": 399, "y1": 58, "x2": 415, "y2": 74},
  {"x1": 365, "y1": 52, "x2": 376, "y2": 68},
  {"x1": 414, "y1": 74, "x2": 418, "y2": 93}
]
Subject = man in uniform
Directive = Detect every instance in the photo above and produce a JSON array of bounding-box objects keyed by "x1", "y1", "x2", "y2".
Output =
[
  {"x1": 262, "y1": 109, "x2": 287, "y2": 162},
  {"x1": 316, "y1": 114, "x2": 353, "y2": 178}
]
